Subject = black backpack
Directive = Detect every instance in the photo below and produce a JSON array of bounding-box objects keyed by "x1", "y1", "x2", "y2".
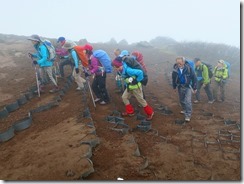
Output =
[
  {"x1": 123, "y1": 57, "x2": 148, "y2": 86},
  {"x1": 201, "y1": 62, "x2": 213, "y2": 79}
]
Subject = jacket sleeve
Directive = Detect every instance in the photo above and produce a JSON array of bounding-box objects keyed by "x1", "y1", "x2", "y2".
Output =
[
  {"x1": 37, "y1": 45, "x2": 48, "y2": 66},
  {"x1": 89, "y1": 57, "x2": 99, "y2": 74},
  {"x1": 222, "y1": 68, "x2": 228, "y2": 79},
  {"x1": 202, "y1": 65, "x2": 209, "y2": 84},
  {"x1": 126, "y1": 67, "x2": 143, "y2": 82},
  {"x1": 71, "y1": 50, "x2": 79, "y2": 69}
]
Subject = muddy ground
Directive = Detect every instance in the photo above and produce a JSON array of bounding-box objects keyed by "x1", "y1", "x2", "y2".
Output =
[{"x1": 0, "y1": 42, "x2": 240, "y2": 181}]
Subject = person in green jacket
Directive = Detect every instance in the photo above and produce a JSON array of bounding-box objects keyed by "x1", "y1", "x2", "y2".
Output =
[
  {"x1": 212, "y1": 60, "x2": 228, "y2": 102},
  {"x1": 194, "y1": 58, "x2": 214, "y2": 104}
]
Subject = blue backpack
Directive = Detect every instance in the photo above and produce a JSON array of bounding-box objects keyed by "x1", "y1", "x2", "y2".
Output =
[
  {"x1": 93, "y1": 50, "x2": 112, "y2": 73},
  {"x1": 185, "y1": 60, "x2": 195, "y2": 72},
  {"x1": 224, "y1": 61, "x2": 231, "y2": 78}
]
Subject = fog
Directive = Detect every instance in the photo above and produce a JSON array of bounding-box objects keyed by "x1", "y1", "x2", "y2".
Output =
[{"x1": 0, "y1": 0, "x2": 240, "y2": 47}]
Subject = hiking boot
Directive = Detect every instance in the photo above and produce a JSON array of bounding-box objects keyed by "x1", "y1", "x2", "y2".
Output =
[
  {"x1": 185, "y1": 117, "x2": 191, "y2": 122},
  {"x1": 146, "y1": 112, "x2": 154, "y2": 121},
  {"x1": 194, "y1": 100, "x2": 200, "y2": 104},
  {"x1": 99, "y1": 101, "x2": 107, "y2": 105},
  {"x1": 94, "y1": 98, "x2": 101, "y2": 103},
  {"x1": 121, "y1": 112, "x2": 135, "y2": 117},
  {"x1": 49, "y1": 86, "x2": 60, "y2": 93},
  {"x1": 208, "y1": 100, "x2": 215, "y2": 104},
  {"x1": 180, "y1": 110, "x2": 185, "y2": 114}
]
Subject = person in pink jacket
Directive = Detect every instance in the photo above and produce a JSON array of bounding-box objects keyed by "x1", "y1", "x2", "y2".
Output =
[{"x1": 84, "y1": 44, "x2": 110, "y2": 105}]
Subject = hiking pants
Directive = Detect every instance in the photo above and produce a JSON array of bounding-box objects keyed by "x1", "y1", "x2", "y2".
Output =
[
  {"x1": 122, "y1": 86, "x2": 147, "y2": 107},
  {"x1": 39, "y1": 66, "x2": 57, "y2": 86},
  {"x1": 195, "y1": 81, "x2": 213, "y2": 101},
  {"x1": 72, "y1": 65, "x2": 86, "y2": 88},
  {"x1": 178, "y1": 86, "x2": 192, "y2": 118},
  {"x1": 59, "y1": 59, "x2": 74, "y2": 77},
  {"x1": 92, "y1": 73, "x2": 110, "y2": 102},
  {"x1": 213, "y1": 80, "x2": 226, "y2": 101}
]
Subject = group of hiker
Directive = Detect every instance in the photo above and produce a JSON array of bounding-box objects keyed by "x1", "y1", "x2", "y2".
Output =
[
  {"x1": 172, "y1": 57, "x2": 230, "y2": 122},
  {"x1": 27, "y1": 34, "x2": 230, "y2": 122}
]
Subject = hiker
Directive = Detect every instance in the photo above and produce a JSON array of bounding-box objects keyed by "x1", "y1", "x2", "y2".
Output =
[
  {"x1": 194, "y1": 58, "x2": 214, "y2": 104},
  {"x1": 55, "y1": 37, "x2": 74, "y2": 78},
  {"x1": 212, "y1": 60, "x2": 229, "y2": 102},
  {"x1": 113, "y1": 48, "x2": 125, "y2": 92},
  {"x1": 62, "y1": 41, "x2": 86, "y2": 91},
  {"x1": 172, "y1": 56, "x2": 197, "y2": 122},
  {"x1": 83, "y1": 44, "x2": 110, "y2": 105},
  {"x1": 113, "y1": 51, "x2": 154, "y2": 121},
  {"x1": 28, "y1": 34, "x2": 59, "y2": 93},
  {"x1": 114, "y1": 48, "x2": 121, "y2": 58}
]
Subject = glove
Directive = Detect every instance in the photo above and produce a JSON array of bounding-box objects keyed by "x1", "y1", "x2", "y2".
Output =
[
  {"x1": 75, "y1": 68, "x2": 79, "y2": 74},
  {"x1": 33, "y1": 60, "x2": 38, "y2": 65},
  {"x1": 28, "y1": 53, "x2": 33, "y2": 58},
  {"x1": 221, "y1": 79, "x2": 226, "y2": 84},
  {"x1": 131, "y1": 79, "x2": 138, "y2": 85},
  {"x1": 88, "y1": 59, "x2": 91, "y2": 65},
  {"x1": 59, "y1": 56, "x2": 65, "y2": 59},
  {"x1": 85, "y1": 72, "x2": 90, "y2": 78},
  {"x1": 202, "y1": 84, "x2": 206, "y2": 88}
]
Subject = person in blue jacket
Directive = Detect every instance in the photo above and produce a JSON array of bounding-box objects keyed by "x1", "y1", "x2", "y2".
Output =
[
  {"x1": 172, "y1": 56, "x2": 197, "y2": 122},
  {"x1": 28, "y1": 34, "x2": 59, "y2": 93},
  {"x1": 113, "y1": 51, "x2": 154, "y2": 121},
  {"x1": 62, "y1": 41, "x2": 86, "y2": 90}
]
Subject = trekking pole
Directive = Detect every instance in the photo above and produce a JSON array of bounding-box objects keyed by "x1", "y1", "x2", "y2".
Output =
[
  {"x1": 86, "y1": 76, "x2": 96, "y2": 108},
  {"x1": 34, "y1": 65, "x2": 41, "y2": 97}
]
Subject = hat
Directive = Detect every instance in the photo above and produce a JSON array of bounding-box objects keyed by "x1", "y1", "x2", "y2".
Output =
[
  {"x1": 112, "y1": 59, "x2": 123, "y2": 68},
  {"x1": 83, "y1": 44, "x2": 93, "y2": 51},
  {"x1": 27, "y1": 34, "x2": 42, "y2": 42},
  {"x1": 62, "y1": 41, "x2": 77, "y2": 50},
  {"x1": 57, "y1": 37, "x2": 65, "y2": 43},
  {"x1": 119, "y1": 50, "x2": 129, "y2": 57},
  {"x1": 218, "y1": 60, "x2": 225, "y2": 64}
]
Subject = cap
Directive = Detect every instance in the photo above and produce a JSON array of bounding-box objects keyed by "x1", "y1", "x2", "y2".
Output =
[
  {"x1": 218, "y1": 60, "x2": 225, "y2": 64},
  {"x1": 194, "y1": 58, "x2": 201, "y2": 63},
  {"x1": 83, "y1": 44, "x2": 93, "y2": 51},
  {"x1": 119, "y1": 50, "x2": 129, "y2": 57},
  {"x1": 27, "y1": 34, "x2": 42, "y2": 42},
  {"x1": 57, "y1": 37, "x2": 65, "y2": 43},
  {"x1": 62, "y1": 41, "x2": 77, "y2": 50}
]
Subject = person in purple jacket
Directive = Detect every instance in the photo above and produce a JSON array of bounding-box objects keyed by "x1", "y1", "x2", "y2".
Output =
[
  {"x1": 83, "y1": 44, "x2": 110, "y2": 105},
  {"x1": 56, "y1": 37, "x2": 74, "y2": 78}
]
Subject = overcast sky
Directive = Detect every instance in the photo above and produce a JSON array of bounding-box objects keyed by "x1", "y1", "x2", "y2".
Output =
[{"x1": 0, "y1": 0, "x2": 240, "y2": 47}]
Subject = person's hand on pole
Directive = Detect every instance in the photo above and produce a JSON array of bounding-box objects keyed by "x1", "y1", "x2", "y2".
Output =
[{"x1": 33, "y1": 60, "x2": 38, "y2": 65}]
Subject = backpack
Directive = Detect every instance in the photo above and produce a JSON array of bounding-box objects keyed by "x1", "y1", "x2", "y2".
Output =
[
  {"x1": 201, "y1": 62, "x2": 213, "y2": 79},
  {"x1": 93, "y1": 50, "x2": 112, "y2": 73},
  {"x1": 73, "y1": 46, "x2": 89, "y2": 67},
  {"x1": 123, "y1": 57, "x2": 148, "y2": 86},
  {"x1": 42, "y1": 40, "x2": 56, "y2": 61},
  {"x1": 224, "y1": 61, "x2": 231, "y2": 78},
  {"x1": 185, "y1": 60, "x2": 195, "y2": 72}
]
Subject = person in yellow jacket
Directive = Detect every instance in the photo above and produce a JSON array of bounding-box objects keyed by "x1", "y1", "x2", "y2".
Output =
[{"x1": 212, "y1": 60, "x2": 228, "y2": 102}]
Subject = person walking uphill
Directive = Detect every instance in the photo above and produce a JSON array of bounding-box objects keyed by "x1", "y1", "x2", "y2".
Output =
[
  {"x1": 83, "y1": 44, "x2": 110, "y2": 105},
  {"x1": 172, "y1": 56, "x2": 197, "y2": 122},
  {"x1": 113, "y1": 53, "x2": 154, "y2": 121},
  {"x1": 194, "y1": 58, "x2": 214, "y2": 104},
  {"x1": 28, "y1": 34, "x2": 59, "y2": 93},
  {"x1": 56, "y1": 37, "x2": 74, "y2": 78},
  {"x1": 212, "y1": 60, "x2": 228, "y2": 102},
  {"x1": 62, "y1": 41, "x2": 86, "y2": 91}
]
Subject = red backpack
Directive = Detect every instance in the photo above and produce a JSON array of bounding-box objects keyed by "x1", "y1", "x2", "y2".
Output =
[{"x1": 73, "y1": 46, "x2": 89, "y2": 67}]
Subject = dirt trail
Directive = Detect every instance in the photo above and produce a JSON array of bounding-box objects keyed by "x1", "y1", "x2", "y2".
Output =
[{"x1": 0, "y1": 47, "x2": 240, "y2": 180}]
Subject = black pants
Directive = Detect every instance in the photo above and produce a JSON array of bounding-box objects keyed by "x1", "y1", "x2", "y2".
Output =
[{"x1": 92, "y1": 73, "x2": 110, "y2": 102}]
